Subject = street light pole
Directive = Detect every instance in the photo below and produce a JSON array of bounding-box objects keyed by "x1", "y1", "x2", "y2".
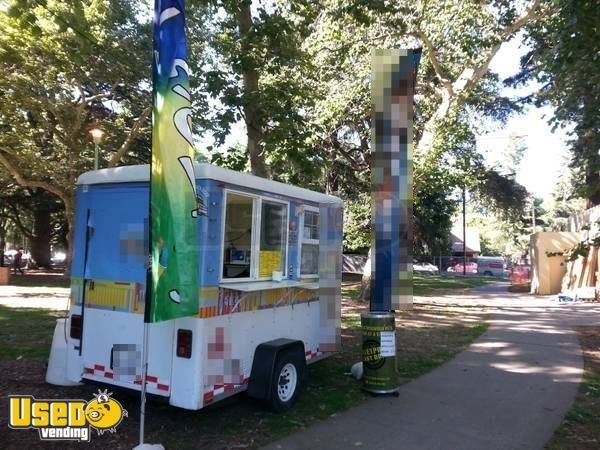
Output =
[
  {"x1": 462, "y1": 185, "x2": 466, "y2": 277},
  {"x1": 89, "y1": 128, "x2": 105, "y2": 171},
  {"x1": 94, "y1": 142, "x2": 99, "y2": 170},
  {"x1": 531, "y1": 197, "x2": 536, "y2": 233}
]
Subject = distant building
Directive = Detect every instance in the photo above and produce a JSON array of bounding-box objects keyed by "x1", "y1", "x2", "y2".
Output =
[{"x1": 449, "y1": 226, "x2": 481, "y2": 257}]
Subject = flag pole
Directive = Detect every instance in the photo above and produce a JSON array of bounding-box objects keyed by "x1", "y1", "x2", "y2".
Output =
[
  {"x1": 138, "y1": 0, "x2": 159, "y2": 445},
  {"x1": 139, "y1": 96, "x2": 153, "y2": 448},
  {"x1": 138, "y1": 2, "x2": 198, "y2": 445},
  {"x1": 139, "y1": 321, "x2": 150, "y2": 445}
]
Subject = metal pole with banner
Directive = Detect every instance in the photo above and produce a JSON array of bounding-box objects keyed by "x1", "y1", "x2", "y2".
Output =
[
  {"x1": 139, "y1": 1, "x2": 199, "y2": 446},
  {"x1": 361, "y1": 48, "x2": 420, "y2": 395}
]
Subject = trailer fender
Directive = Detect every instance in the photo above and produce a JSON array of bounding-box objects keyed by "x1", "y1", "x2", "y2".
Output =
[{"x1": 247, "y1": 338, "x2": 306, "y2": 401}]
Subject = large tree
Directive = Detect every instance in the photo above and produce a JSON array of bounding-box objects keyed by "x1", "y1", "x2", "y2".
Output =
[
  {"x1": 510, "y1": 0, "x2": 600, "y2": 206},
  {"x1": 545, "y1": 160, "x2": 587, "y2": 231},
  {"x1": 313, "y1": 0, "x2": 540, "y2": 157},
  {"x1": 0, "y1": 0, "x2": 539, "y2": 274},
  {"x1": 0, "y1": 0, "x2": 152, "y2": 262},
  {"x1": 189, "y1": 0, "x2": 316, "y2": 180},
  {"x1": 299, "y1": 1, "x2": 534, "y2": 255},
  {"x1": 0, "y1": 183, "x2": 63, "y2": 268}
]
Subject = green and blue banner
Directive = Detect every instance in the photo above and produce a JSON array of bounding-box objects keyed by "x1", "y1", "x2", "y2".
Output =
[{"x1": 146, "y1": 0, "x2": 199, "y2": 322}]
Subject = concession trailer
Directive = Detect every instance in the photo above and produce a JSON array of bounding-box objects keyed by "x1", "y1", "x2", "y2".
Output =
[{"x1": 49, "y1": 163, "x2": 342, "y2": 411}]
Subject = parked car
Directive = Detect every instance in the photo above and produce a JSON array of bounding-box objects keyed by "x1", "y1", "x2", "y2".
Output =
[
  {"x1": 413, "y1": 261, "x2": 439, "y2": 273},
  {"x1": 510, "y1": 265, "x2": 530, "y2": 284},
  {"x1": 447, "y1": 262, "x2": 478, "y2": 273},
  {"x1": 477, "y1": 256, "x2": 505, "y2": 277}
]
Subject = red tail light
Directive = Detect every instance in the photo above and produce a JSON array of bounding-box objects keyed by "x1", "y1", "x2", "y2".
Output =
[
  {"x1": 176, "y1": 329, "x2": 192, "y2": 358},
  {"x1": 70, "y1": 315, "x2": 82, "y2": 339}
]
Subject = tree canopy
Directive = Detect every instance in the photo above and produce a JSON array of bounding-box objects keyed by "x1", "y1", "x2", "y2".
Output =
[
  {"x1": 0, "y1": 0, "x2": 152, "y2": 255},
  {"x1": 511, "y1": 0, "x2": 600, "y2": 206},
  {"x1": 0, "y1": 0, "x2": 545, "y2": 262}
]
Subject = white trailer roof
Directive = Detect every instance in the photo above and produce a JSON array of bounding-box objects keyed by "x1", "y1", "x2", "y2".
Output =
[{"x1": 77, "y1": 163, "x2": 342, "y2": 205}]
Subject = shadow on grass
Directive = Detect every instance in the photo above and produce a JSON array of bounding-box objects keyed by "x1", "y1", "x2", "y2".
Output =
[
  {"x1": 0, "y1": 305, "x2": 64, "y2": 360},
  {"x1": 6, "y1": 272, "x2": 69, "y2": 288},
  {"x1": 341, "y1": 273, "x2": 503, "y2": 298},
  {"x1": 413, "y1": 274, "x2": 503, "y2": 296}
]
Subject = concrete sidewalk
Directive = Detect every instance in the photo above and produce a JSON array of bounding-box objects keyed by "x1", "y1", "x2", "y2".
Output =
[{"x1": 264, "y1": 284, "x2": 600, "y2": 450}]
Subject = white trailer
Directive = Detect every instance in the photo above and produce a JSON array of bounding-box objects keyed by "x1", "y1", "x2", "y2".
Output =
[{"x1": 51, "y1": 163, "x2": 342, "y2": 411}]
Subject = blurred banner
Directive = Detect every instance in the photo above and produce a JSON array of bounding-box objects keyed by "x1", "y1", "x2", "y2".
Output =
[
  {"x1": 318, "y1": 201, "x2": 343, "y2": 351},
  {"x1": 370, "y1": 49, "x2": 420, "y2": 311}
]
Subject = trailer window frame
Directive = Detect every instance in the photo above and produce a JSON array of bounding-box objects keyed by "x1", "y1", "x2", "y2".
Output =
[
  {"x1": 220, "y1": 189, "x2": 289, "y2": 283},
  {"x1": 298, "y1": 205, "x2": 319, "y2": 278}
]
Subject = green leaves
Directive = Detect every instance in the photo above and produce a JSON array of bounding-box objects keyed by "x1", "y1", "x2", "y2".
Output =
[
  {"x1": 514, "y1": 0, "x2": 600, "y2": 205},
  {"x1": 0, "y1": 1, "x2": 153, "y2": 258},
  {"x1": 0, "y1": 0, "x2": 545, "y2": 259}
]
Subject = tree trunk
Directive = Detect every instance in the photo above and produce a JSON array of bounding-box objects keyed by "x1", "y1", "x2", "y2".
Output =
[
  {"x1": 413, "y1": 0, "x2": 541, "y2": 155},
  {"x1": 325, "y1": 169, "x2": 339, "y2": 194},
  {"x1": 415, "y1": 89, "x2": 452, "y2": 155},
  {"x1": 359, "y1": 248, "x2": 372, "y2": 303},
  {"x1": 237, "y1": 2, "x2": 269, "y2": 178},
  {"x1": 586, "y1": 172, "x2": 600, "y2": 208},
  {"x1": 30, "y1": 202, "x2": 52, "y2": 268},
  {"x1": 0, "y1": 215, "x2": 6, "y2": 267},
  {"x1": 63, "y1": 198, "x2": 75, "y2": 278}
]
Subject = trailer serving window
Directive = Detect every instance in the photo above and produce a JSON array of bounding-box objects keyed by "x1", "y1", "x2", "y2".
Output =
[
  {"x1": 222, "y1": 192, "x2": 254, "y2": 280},
  {"x1": 259, "y1": 200, "x2": 288, "y2": 277},
  {"x1": 221, "y1": 190, "x2": 288, "y2": 281},
  {"x1": 299, "y1": 206, "x2": 319, "y2": 277}
]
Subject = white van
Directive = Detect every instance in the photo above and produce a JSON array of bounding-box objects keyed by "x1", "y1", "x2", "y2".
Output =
[{"x1": 477, "y1": 256, "x2": 505, "y2": 277}]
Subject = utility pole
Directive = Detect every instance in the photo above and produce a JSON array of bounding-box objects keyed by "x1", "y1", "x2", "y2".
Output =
[
  {"x1": 463, "y1": 185, "x2": 467, "y2": 276},
  {"x1": 531, "y1": 197, "x2": 536, "y2": 233}
]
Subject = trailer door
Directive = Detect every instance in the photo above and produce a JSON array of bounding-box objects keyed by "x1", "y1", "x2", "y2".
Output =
[{"x1": 79, "y1": 184, "x2": 174, "y2": 396}]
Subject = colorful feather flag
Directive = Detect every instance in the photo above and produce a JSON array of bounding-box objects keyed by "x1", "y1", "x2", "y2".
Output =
[{"x1": 146, "y1": 0, "x2": 199, "y2": 322}]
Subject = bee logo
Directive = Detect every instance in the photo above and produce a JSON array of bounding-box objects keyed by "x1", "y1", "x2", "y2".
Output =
[{"x1": 84, "y1": 390, "x2": 127, "y2": 435}]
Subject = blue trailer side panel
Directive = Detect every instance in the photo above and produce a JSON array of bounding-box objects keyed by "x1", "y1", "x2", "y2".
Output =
[
  {"x1": 70, "y1": 177, "x2": 321, "y2": 315},
  {"x1": 198, "y1": 179, "x2": 223, "y2": 287},
  {"x1": 85, "y1": 184, "x2": 148, "y2": 283},
  {"x1": 71, "y1": 186, "x2": 91, "y2": 280}
]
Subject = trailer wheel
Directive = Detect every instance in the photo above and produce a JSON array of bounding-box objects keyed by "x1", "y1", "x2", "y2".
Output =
[{"x1": 269, "y1": 350, "x2": 303, "y2": 412}]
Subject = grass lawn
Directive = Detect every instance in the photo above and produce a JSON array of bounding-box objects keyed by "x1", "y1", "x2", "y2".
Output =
[
  {"x1": 0, "y1": 306, "x2": 65, "y2": 360},
  {"x1": 413, "y1": 273, "x2": 501, "y2": 296},
  {"x1": 546, "y1": 326, "x2": 600, "y2": 450},
  {"x1": 0, "y1": 280, "x2": 490, "y2": 449},
  {"x1": 342, "y1": 273, "x2": 502, "y2": 299}
]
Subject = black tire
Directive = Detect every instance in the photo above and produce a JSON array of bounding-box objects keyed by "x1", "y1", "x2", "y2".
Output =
[
  {"x1": 484, "y1": 271, "x2": 493, "y2": 276},
  {"x1": 267, "y1": 349, "x2": 304, "y2": 412}
]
